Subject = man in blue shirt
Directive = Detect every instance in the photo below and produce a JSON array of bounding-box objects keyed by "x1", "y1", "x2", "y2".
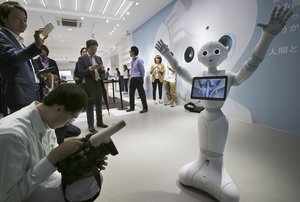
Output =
[{"x1": 126, "y1": 46, "x2": 148, "y2": 113}]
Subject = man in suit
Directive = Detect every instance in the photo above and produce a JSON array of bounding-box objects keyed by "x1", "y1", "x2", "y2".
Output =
[
  {"x1": 33, "y1": 44, "x2": 60, "y2": 100},
  {"x1": 78, "y1": 39, "x2": 108, "y2": 133},
  {"x1": 0, "y1": 1, "x2": 45, "y2": 113}
]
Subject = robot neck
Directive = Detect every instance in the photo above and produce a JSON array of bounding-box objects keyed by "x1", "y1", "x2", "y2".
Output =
[{"x1": 208, "y1": 67, "x2": 218, "y2": 74}]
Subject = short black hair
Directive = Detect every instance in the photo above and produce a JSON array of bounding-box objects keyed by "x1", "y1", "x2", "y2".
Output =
[
  {"x1": 0, "y1": 1, "x2": 27, "y2": 27},
  {"x1": 86, "y1": 39, "x2": 98, "y2": 49},
  {"x1": 80, "y1": 47, "x2": 87, "y2": 55},
  {"x1": 130, "y1": 46, "x2": 139, "y2": 56},
  {"x1": 40, "y1": 45, "x2": 49, "y2": 56},
  {"x1": 43, "y1": 83, "x2": 88, "y2": 112}
]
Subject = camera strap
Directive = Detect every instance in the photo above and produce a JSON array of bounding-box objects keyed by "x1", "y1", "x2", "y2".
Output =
[{"x1": 61, "y1": 166, "x2": 102, "y2": 202}]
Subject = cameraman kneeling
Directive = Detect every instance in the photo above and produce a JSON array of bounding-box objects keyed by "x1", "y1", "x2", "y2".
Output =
[{"x1": 0, "y1": 83, "x2": 106, "y2": 202}]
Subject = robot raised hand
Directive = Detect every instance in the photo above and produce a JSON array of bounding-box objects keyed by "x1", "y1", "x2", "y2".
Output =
[
  {"x1": 156, "y1": 39, "x2": 193, "y2": 82},
  {"x1": 155, "y1": 39, "x2": 170, "y2": 56},
  {"x1": 257, "y1": 6, "x2": 293, "y2": 35}
]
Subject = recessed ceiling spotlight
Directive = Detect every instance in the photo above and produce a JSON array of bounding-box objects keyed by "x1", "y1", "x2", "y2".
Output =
[
  {"x1": 109, "y1": 32, "x2": 112, "y2": 35},
  {"x1": 122, "y1": 17, "x2": 126, "y2": 20},
  {"x1": 112, "y1": 30, "x2": 115, "y2": 33},
  {"x1": 116, "y1": 24, "x2": 120, "y2": 27},
  {"x1": 106, "y1": 19, "x2": 109, "y2": 23},
  {"x1": 58, "y1": 0, "x2": 62, "y2": 9},
  {"x1": 135, "y1": 2, "x2": 139, "y2": 6},
  {"x1": 81, "y1": 17, "x2": 84, "y2": 20},
  {"x1": 126, "y1": 12, "x2": 130, "y2": 15},
  {"x1": 114, "y1": 27, "x2": 117, "y2": 30}
]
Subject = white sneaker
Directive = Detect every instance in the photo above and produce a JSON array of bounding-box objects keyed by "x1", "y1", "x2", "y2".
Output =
[
  {"x1": 164, "y1": 101, "x2": 171, "y2": 106},
  {"x1": 154, "y1": 100, "x2": 158, "y2": 104},
  {"x1": 159, "y1": 99, "x2": 163, "y2": 104},
  {"x1": 170, "y1": 102, "x2": 177, "y2": 107}
]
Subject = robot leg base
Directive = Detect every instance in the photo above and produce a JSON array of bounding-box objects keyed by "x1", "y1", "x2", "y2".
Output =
[
  {"x1": 219, "y1": 182, "x2": 240, "y2": 202},
  {"x1": 178, "y1": 160, "x2": 240, "y2": 202}
]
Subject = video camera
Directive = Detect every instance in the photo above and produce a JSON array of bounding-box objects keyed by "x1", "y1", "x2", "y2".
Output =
[{"x1": 56, "y1": 120, "x2": 126, "y2": 185}]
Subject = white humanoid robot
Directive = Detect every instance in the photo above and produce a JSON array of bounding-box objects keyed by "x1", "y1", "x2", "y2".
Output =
[{"x1": 156, "y1": 6, "x2": 292, "y2": 202}]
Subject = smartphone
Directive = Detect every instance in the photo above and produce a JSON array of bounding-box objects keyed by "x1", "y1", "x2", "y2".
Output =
[{"x1": 41, "y1": 23, "x2": 54, "y2": 38}]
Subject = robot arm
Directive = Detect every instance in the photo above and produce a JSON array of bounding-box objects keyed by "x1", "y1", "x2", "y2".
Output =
[
  {"x1": 155, "y1": 40, "x2": 193, "y2": 84},
  {"x1": 233, "y1": 6, "x2": 293, "y2": 85}
]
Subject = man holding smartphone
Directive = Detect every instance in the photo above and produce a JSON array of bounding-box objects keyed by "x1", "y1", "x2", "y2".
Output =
[
  {"x1": 78, "y1": 39, "x2": 108, "y2": 133},
  {"x1": 0, "y1": 1, "x2": 47, "y2": 114}
]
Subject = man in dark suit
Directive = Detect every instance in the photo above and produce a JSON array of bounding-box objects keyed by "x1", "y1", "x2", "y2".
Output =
[
  {"x1": 33, "y1": 45, "x2": 60, "y2": 100},
  {"x1": 78, "y1": 39, "x2": 108, "y2": 133},
  {"x1": 0, "y1": 1, "x2": 45, "y2": 113}
]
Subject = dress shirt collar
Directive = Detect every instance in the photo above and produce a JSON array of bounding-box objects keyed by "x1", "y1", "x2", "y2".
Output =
[
  {"x1": 132, "y1": 56, "x2": 138, "y2": 61},
  {"x1": 3, "y1": 27, "x2": 24, "y2": 45},
  {"x1": 28, "y1": 102, "x2": 49, "y2": 139}
]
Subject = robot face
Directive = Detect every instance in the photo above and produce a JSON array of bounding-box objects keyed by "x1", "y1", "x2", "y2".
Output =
[{"x1": 197, "y1": 41, "x2": 228, "y2": 68}]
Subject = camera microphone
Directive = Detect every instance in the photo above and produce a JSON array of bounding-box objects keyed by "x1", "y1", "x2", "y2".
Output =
[{"x1": 88, "y1": 120, "x2": 126, "y2": 147}]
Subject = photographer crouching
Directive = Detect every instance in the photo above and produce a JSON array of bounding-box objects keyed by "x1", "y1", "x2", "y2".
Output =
[{"x1": 0, "y1": 83, "x2": 117, "y2": 202}]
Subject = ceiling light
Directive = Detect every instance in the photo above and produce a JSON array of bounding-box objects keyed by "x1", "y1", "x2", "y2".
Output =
[
  {"x1": 112, "y1": 30, "x2": 115, "y2": 33},
  {"x1": 75, "y1": 0, "x2": 78, "y2": 11},
  {"x1": 126, "y1": 12, "x2": 130, "y2": 15},
  {"x1": 114, "y1": 0, "x2": 125, "y2": 17},
  {"x1": 89, "y1": 0, "x2": 94, "y2": 13},
  {"x1": 122, "y1": 17, "x2": 125, "y2": 20},
  {"x1": 116, "y1": 24, "x2": 120, "y2": 27},
  {"x1": 41, "y1": 0, "x2": 46, "y2": 7},
  {"x1": 102, "y1": 0, "x2": 110, "y2": 14},
  {"x1": 106, "y1": 19, "x2": 109, "y2": 23},
  {"x1": 23, "y1": 0, "x2": 28, "y2": 5},
  {"x1": 68, "y1": 28, "x2": 72, "y2": 31},
  {"x1": 58, "y1": 0, "x2": 62, "y2": 9},
  {"x1": 135, "y1": 2, "x2": 139, "y2": 6},
  {"x1": 81, "y1": 17, "x2": 84, "y2": 20},
  {"x1": 109, "y1": 32, "x2": 112, "y2": 35}
]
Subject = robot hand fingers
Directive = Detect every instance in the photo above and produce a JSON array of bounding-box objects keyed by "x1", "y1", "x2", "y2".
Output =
[
  {"x1": 258, "y1": 5, "x2": 293, "y2": 35},
  {"x1": 155, "y1": 39, "x2": 170, "y2": 56},
  {"x1": 276, "y1": 6, "x2": 293, "y2": 25}
]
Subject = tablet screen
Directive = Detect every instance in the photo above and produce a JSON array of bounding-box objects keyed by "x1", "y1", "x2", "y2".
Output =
[{"x1": 191, "y1": 76, "x2": 228, "y2": 100}]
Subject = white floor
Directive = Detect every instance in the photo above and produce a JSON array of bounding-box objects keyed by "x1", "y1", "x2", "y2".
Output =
[{"x1": 73, "y1": 97, "x2": 300, "y2": 202}]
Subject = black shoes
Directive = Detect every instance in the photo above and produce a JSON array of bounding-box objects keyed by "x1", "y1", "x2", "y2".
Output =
[
  {"x1": 89, "y1": 127, "x2": 98, "y2": 134},
  {"x1": 139, "y1": 109, "x2": 148, "y2": 113},
  {"x1": 126, "y1": 108, "x2": 134, "y2": 112},
  {"x1": 97, "y1": 123, "x2": 108, "y2": 128},
  {"x1": 126, "y1": 108, "x2": 147, "y2": 113}
]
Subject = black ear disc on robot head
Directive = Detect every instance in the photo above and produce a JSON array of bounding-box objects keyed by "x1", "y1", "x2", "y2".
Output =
[{"x1": 218, "y1": 35, "x2": 232, "y2": 52}]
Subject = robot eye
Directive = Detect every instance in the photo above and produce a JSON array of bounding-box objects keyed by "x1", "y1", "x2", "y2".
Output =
[
  {"x1": 202, "y1": 50, "x2": 208, "y2": 56},
  {"x1": 213, "y1": 48, "x2": 220, "y2": 55},
  {"x1": 184, "y1": 46, "x2": 194, "y2": 63}
]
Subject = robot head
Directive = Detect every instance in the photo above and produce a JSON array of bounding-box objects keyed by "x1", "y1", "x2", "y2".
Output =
[{"x1": 197, "y1": 35, "x2": 232, "y2": 69}]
